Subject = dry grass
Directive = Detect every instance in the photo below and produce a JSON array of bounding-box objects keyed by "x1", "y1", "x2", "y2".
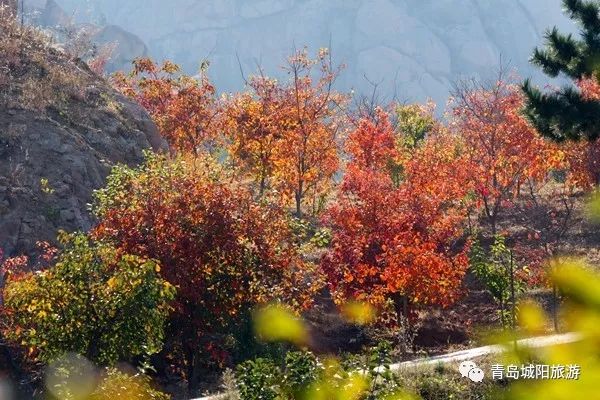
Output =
[{"x1": 0, "y1": 13, "x2": 85, "y2": 113}]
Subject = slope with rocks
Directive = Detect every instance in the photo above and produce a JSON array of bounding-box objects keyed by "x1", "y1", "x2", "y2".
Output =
[{"x1": 0, "y1": 14, "x2": 166, "y2": 257}]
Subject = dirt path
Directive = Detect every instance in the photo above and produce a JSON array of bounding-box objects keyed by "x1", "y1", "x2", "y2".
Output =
[
  {"x1": 389, "y1": 332, "x2": 580, "y2": 370},
  {"x1": 193, "y1": 332, "x2": 581, "y2": 400}
]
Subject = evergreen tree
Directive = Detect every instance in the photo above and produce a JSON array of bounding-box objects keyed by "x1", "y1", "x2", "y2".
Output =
[{"x1": 523, "y1": 0, "x2": 600, "y2": 142}]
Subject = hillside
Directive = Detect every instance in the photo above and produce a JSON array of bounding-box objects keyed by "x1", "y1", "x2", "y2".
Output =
[
  {"x1": 51, "y1": 0, "x2": 572, "y2": 106},
  {"x1": 0, "y1": 15, "x2": 166, "y2": 257}
]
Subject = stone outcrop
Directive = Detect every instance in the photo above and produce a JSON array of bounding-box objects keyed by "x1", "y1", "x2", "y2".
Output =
[
  {"x1": 52, "y1": 0, "x2": 573, "y2": 106},
  {"x1": 0, "y1": 41, "x2": 166, "y2": 256},
  {"x1": 25, "y1": 0, "x2": 148, "y2": 73}
]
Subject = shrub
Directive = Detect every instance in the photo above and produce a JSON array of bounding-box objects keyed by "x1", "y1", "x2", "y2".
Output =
[
  {"x1": 2, "y1": 232, "x2": 175, "y2": 365},
  {"x1": 283, "y1": 351, "x2": 319, "y2": 396},
  {"x1": 90, "y1": 368, "x2": 170, "y2": 400},
  {"x1": 235, "y1": 358, "x2": 281, "y2": 400}
]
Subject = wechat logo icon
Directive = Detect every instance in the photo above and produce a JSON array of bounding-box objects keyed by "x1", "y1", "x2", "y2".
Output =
[{"x1": 459, "y1": 360, "x2": 485, "y2": 383}]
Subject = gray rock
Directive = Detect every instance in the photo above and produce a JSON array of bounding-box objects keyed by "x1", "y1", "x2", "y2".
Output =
[
  {"x1": 51, "y1": 0, "x2": 574, "y2": 104},
  {"x1": 0, "y1": 34, "x2": 165, "y2": 257},
  {"x1": 59, "y1": 209, "x2": 75, "y2": 222}
]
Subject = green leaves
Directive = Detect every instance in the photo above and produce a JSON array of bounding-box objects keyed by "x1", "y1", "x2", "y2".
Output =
[
  {"x1": 523, "y1": 0, "x2": 600, "y2": 142},
  {"x1": 2, "y1": 233, "x2": 175, "y2": 366}
]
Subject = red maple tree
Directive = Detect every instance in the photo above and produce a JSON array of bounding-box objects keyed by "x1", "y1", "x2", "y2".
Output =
[{"x1": 321, "y1": 109, "x2": 471, "y2": 319}]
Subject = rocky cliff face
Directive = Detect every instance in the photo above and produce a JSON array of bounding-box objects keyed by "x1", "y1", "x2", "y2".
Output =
[
  {"x1": 53, "y1": 0, "x2": 572, "y2": 105},
  {"x1": 0, "y1": 16, "x2": 165, "y2": 256}
]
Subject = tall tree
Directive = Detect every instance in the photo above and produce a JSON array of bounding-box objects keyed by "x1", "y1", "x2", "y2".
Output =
[
  {"x1": 275, "y1": 48, "x2": 346, "y2": 217},
  {"x1": 224, "y1": 76, "x2": 291, "y2": 197},
  {"x1": 321, "y1": 109, "x2": 471, "y2": 320},
  {"x1": 523, "y1": 0, "x2": 600, "y2": 142},
  {"x1": 453, "y1": 79, "x2": 555, "y2": 235},
  {"x1": 223, "y1": 48, "x2": 346, "y2": 216}
]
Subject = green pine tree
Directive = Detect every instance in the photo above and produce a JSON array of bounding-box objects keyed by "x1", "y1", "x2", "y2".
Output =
[{"x1": 523, "y1": 0, "x2": 600, "y2": 142}]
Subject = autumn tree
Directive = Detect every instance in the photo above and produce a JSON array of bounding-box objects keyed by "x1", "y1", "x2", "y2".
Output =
[
  {"x1": 223, "y1": 76, "x2": 291, "y2": 197},
  {"x1": 1, "y1": 233, "x2": 174, "y2": 366},
  {"x1": 92, "y1": 153, "x2": 318, "y2": 388},
  {"x1": 451, "y1": 78, "x2": 556, "y2": 235},
  {"x1": 321, "y1": 109, "x2": 471, "y2": 320},
  {"x1": 113, "y1": 58, "x2": 220, "y2": 154},
  {"x1": 271, "y1": 48, "x2": 346, "y2": 217}
]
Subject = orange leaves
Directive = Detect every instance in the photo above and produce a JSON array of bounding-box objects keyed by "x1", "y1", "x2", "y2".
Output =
[
  {"x1": 223, "y1": 48, "x2": 346, "y2": 216},
  {"x1": 321, "y1": 110, "x2": 470, "y2": 314},
  {"x1": 113, "y1": 58, "x2": 220, "y2": 154},
  {"x1": 451, "y1": 80, "x2": 558, "y2": 233}
]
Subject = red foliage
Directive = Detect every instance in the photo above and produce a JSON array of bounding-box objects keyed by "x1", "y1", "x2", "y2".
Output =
[
  {"x1": 92, "y1": 155, "x2": 317, "y2": 373},
  {"x1": 113, "y1": 58, "x2": 221, "y2": 154},
  {"x1": 321, "y1": 110, "x2": 470, "y2": 315},
  {"x1": 451, "y1": 81, "x2": 558, "y2": 234}
]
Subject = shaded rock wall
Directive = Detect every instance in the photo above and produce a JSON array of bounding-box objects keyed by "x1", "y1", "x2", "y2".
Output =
[{"x1": 0, "y1": 62, "x2": 166, "y2": 257}]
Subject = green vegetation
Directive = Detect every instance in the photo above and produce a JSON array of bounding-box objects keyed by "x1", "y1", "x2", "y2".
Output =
[
  {"x1": 523, "y1": 0, "x2": 600, "y2": 142},
  {"x1": 4, "y1": 1, "x2": 600, "y2": 399},
  {"x1": 2, "y1": 232, "x2": 175, "y2": 365}
]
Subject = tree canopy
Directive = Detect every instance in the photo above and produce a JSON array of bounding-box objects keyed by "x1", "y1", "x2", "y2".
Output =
[{"x1": 523, "y1": 0, "x2": 600, "y2": 142}]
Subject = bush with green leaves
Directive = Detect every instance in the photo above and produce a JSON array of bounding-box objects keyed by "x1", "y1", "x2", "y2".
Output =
[
  {"x1": 235, "y1": 358, "x2": 281, "y2": 400},
  {"x1": 234, "y1": 344, "x2": 406, "y2": 400},
  {"x1": 283, "y1": 351, "x2": 319, "y2": 396},
  {"x1": 470, "y1": 235, "x2": 528, "y2": 329},
  {"x1": 310, "y1": 228, "x2": 332, "y2": 248},
  {"x1": 2, "y1": 232, "x2": 176, "y2": 365}
]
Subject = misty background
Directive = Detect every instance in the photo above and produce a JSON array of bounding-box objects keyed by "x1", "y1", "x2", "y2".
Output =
[{"x1": 25, "y1": 0, "x2": 574, "y2": 107}]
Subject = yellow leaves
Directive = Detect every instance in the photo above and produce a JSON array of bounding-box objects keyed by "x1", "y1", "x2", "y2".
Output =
[
  {"x1": 340, "y1": 301, "x2": 377, "y2": 325},
  {"x1": 107, "y1": 277, "x2": 118, "y2": 290},
  {"x1": 253, "y1": 304, "x2": 308, "y2": 346},
  {"x1": 551, "y1": 258, "x2": 600, "y2": 309},
  {"x1": 304, "y1": 369, "x2": 368, "y2": 400},
  {"x1": 518, "y1": 300, "x2": 547, "y2": 335},
  {"x1": 45, "y1": 353, "x2": 97, "y2": 400}
]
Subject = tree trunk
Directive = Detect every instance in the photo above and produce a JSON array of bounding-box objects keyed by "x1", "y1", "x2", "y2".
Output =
[
  {"x1": 295, "y1": 191, "x2": 302, "y2": 218},
  {"x1": 391, "y1": 292, "x2": 409, "y2": 322}
]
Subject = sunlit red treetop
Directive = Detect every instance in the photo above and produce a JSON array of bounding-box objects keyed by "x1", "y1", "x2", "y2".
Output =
[
  {"x1": 223, "y1": 48, "x2": 347, "y2": 216},
  {"x1": 113, "y1": 58, "x2": 221, "y2": 154},
  {"x1": 321, "y1": 108, "x2": 471, "y2": 317},
  {"x1": 450, "y1": 78, "x2": 559, "y2": 234}
]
